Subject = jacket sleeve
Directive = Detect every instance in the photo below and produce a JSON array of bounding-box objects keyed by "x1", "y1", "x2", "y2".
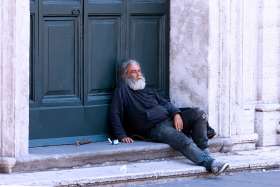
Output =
[
  {"x1": 155, "y1": 91, "x2": 181, "y2": 118},
  {"x1": 109, "y1": 88, "x2": 127, "y2": 140}
]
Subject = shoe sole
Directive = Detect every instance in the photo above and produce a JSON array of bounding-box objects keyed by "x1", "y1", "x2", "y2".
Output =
[{"x1": 216, "y1": 163, "x2": 230, "y2": 175}]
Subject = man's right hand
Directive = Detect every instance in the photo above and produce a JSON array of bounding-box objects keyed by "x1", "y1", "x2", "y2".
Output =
[
  {"x1": 174, "y1": 113, "x2": 183, "y2": 132},
  {"x1": 121, "y1": 137, "x2": 134, "y2": 143}
]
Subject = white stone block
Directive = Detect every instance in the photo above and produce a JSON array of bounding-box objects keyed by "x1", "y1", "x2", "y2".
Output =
[{"x1": 255, "y1": 109, "x2": 280, "y2": 146}]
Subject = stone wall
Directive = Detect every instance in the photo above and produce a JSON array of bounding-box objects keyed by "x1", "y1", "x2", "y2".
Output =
[
  {"x1": 0, "y1": 0, "x2": 29, "y2": 173},
  {"x1": 170, "y1": 0, "x2": 280, "y2": 148},
  {"x1": 170, "y1": 0, "x2": 209, "y2": 111},
  {"x1": 170, "y1": 0, "x2": 279, "y2": 150}
]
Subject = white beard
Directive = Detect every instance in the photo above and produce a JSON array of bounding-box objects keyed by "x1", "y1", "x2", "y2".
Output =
[{"x1": 125, "y1": 77, "x2": 146, "y2": 90}]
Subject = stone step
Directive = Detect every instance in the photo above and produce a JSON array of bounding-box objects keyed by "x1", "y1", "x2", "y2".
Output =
[
  {"x1": 2, "y1": 146, "x2": 280, "y2": 187},
  {"x1": 14, "y1": 138, "x2": 226, "y2": 173},
  {"x1": 14, "y1": 141, "x2": 177, "y2": 172}
]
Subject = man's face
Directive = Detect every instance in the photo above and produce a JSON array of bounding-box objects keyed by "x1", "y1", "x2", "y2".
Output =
[
  {"x1": 127, "y1": 63, "x2": 142, "y2": 80},
  {"x1": 125, "y1": 63, "x2": 146, "y2": 90}
]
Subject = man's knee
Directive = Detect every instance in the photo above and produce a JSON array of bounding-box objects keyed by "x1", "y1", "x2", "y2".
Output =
[
  {"x1": 197, "y1": 109, "x2": 208, "y2": 121},
  {"x1": 180, "y1": 108, "x2": 208, "y2": 129},
  {"x1": 189, "y1": 108, "x2": 208, "y2": 122}
]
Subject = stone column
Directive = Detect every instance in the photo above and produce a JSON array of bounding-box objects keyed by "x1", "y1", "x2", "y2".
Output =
[
  {"x1": 0, "y1": 0, "x2": 29, "y2": 173},
  {"x1": 209, "y1": 0, "x2": 258, "y2": 151},
  {"x1": 255, "y1": 0, "x2": 280, "y2": 146}
]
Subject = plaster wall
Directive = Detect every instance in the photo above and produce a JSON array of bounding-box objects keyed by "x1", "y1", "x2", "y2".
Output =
[{"x1": 170, "y1": 0, "x2": 209, "y2": 111}]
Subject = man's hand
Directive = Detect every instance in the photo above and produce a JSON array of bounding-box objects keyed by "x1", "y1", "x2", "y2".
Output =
[
  {"x1": 174, "y1": 113, "x2": 183, "y2": 132},
  {"x1": 121, "y1": 137, "x2": 134, "y2": 143}
]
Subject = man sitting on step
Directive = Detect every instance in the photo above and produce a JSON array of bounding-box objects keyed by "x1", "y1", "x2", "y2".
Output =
[{"x1": 109, "y1": 59, "x2": 230, "y2": 175}]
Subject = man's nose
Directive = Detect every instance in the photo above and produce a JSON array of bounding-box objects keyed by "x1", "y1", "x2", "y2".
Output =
[{"x1": 137, "y1": 72, "x2": 142, "y2": 78}]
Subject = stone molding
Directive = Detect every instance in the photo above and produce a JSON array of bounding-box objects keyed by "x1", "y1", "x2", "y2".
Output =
[
  {"x1": 209, "y1": 133, "x2": 258, "y2": 153},
  {"x1": 255, "y1": 104, "x2": 280, "y2": 112},
  {"x1": 255, "y1": 107, "x2": 280, "y2": 146},
  {"x1": 0, "y1": 157, "x2": 16, "y2": 173}
]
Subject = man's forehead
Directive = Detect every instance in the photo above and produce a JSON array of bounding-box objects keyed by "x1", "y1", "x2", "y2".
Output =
[{"x1": 128, "y1": 63, "x2": 141, "y2": 71}]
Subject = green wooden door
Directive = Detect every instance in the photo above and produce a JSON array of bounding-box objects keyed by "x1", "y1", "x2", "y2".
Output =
[{"x1": 29, "y1": 0, "x2": 170, "y2": 147}]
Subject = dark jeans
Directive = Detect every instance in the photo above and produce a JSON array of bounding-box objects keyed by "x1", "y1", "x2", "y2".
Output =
[
  {"x1": 180, "y1": 107, "x2": 209, "y2": 149},
  {"x1": 147, "y1": 108, "x2": 214, "y2": 170}
]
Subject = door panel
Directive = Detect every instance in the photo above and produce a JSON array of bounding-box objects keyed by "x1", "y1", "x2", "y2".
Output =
[
  {"x1": 128, "y1": 0, "x2": 167, "y2": 14},
  {"x1": 39, "y1": 0, "x2": 82, "y2": 106},
  {"x1": 129, "y1": 16, "x2": 160, "y2": 88},
  {"x1": 31, "y1": 107, "x2": 86, "y2": 139},
  {"x1": 30, "y1": 0, "x2": 84, "y2": 143},
  {"x1": 87, "y1": 17, "x2": 120, "y2": 95},
  {"x1": 87, "y1": 0, "x2": 123, "y2": 14},
  {"x1": 86, "y1": 0, "x2": 124, "y2": 103},
  {"x1": 42, "y1": 19, "x2": 80, "y2": 103},
  {"x1": 42, "y1": 0, "x2": 81, "y2": 16},
  {"x1": 82, "y1": 0, "x2": 124, "y2": 141},
  {"x1": 128, "y1": 0, "x2": 168, "y2": 93}
]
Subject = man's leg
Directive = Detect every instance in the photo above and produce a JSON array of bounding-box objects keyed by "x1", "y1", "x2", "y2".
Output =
[
  {"x1": 148, "y1": 119, "x2": 214, "y2": 171},
  {"x1": 180, "y1": 108, "x2": 208, "y2": 150}
]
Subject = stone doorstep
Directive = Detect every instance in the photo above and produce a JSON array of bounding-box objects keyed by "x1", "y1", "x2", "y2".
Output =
[
  {"x1": 7, "y1": 134, "x2": 256, "y2": 174},
  {"x1": 14, "y1": 141, "x2": 177, "y2": 173},
  {"x1": 13, "y1": 137, "x2": 231, "y2": 173},
  {"x1": 1, "y1": 146, "x2": 280, "y2": 187}
]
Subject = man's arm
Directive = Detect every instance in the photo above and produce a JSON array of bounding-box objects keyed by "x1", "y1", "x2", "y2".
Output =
[
  {"x1": 110, "y1": 88, "x2": 127, "y2": 140},
  {"x1": 155, "y1": 92, "x2": 181, "y2": 118},
  {"x1": 155, "y1": 92, "x2": 183, "y2": 131},
  {"x1": 110, "y1": 87, "x2": 133, "y2": 143}
]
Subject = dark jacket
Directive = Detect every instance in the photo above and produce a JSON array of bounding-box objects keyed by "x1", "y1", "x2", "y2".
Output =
[{"x1": 109, "y1": 81, "x2": 180, "y2": 140}]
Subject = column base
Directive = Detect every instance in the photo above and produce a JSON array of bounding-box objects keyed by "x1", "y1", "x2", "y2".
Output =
[
  {"x1": 0, "y1": 157, "x2": 16, "y2": 173},
  {"x1": 255, "y1": 104, "x2": 280, "y2": 146},
  {"x1": 209, "y1": 133, "x2": 258, "y2": 153}
]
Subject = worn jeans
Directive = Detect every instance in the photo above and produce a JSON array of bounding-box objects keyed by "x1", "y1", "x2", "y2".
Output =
[
  {"x1": 147, "y1": 108, "x2": 214, "y2": 170},
  {"x1": 180, "y1": 107, "x2": 209, "y2": 150}
]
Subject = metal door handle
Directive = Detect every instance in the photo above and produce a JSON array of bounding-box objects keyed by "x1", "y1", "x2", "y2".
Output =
[{"x1": 72, "y1": 9, "x2": 80, "y2": 15}]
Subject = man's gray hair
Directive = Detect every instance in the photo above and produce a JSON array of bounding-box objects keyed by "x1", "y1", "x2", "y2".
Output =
[{"x1": 120, "y1": 59, "x2": 140, "y2": 80}]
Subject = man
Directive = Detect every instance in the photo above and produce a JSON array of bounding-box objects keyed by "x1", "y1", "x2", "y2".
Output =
[{"x1": 109, "y1": 59, "x2": 229, "y2": 175}]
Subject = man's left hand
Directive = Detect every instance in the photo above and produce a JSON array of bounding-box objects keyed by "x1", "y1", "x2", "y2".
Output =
[{"x1": 173, "y1": 113, "x2": 183, "y2": 132}]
